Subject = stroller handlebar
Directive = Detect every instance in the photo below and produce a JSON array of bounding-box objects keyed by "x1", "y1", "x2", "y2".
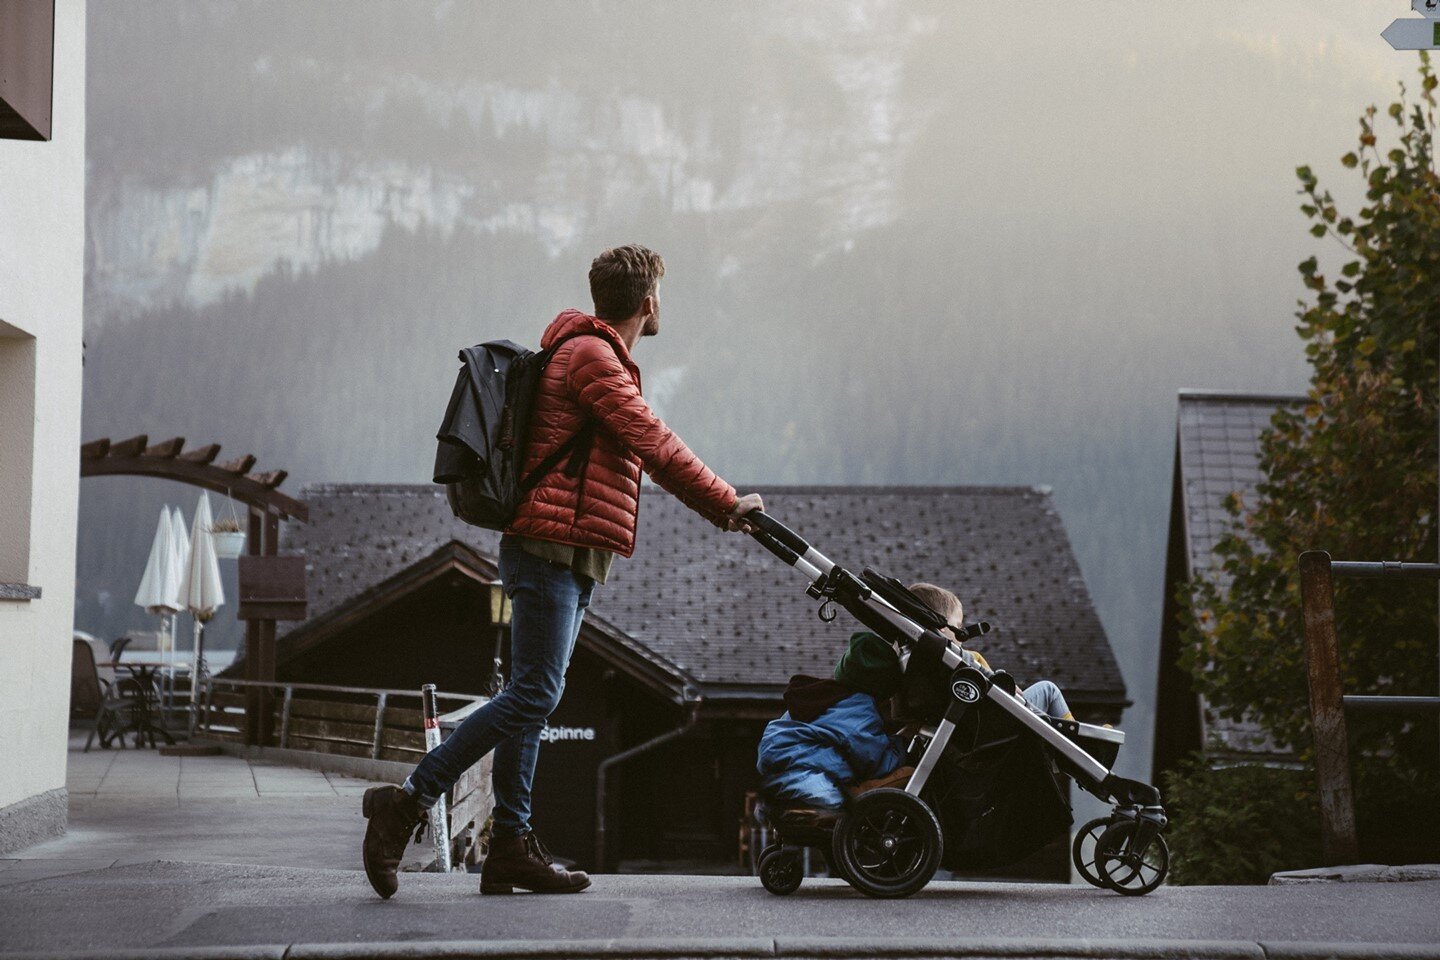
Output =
[{"x1": 742, "y1": 509, "x2": 813, "y2": 566}]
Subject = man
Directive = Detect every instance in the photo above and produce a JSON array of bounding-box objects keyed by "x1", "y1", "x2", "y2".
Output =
[{"x1": 362, "y1": 244, "x2": 763, "y2": 898}]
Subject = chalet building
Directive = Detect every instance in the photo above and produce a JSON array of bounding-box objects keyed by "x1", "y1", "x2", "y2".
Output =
[
  {"x1": 262, "y1": 484, "x2": 1126, "y2": 875},
  {"x1": 1152, "y1": 390, "x2": 1305, "y2": 786}
]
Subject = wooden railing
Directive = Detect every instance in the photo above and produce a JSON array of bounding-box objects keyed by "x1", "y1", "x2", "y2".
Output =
[
  {"x1": 196, "y1": 677, "x2": 482, "y2": 761},
  {"x1": 1299, "y1": 551, "x2": 1440, "y2": 864},
  {"x1": 195, "y1": 677, "x2": 492, "y2": 868}
]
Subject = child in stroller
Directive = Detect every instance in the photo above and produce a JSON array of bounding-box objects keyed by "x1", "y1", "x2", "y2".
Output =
[
  {"x1": 743, "y1": 511, "x2": 1169, "y2": 900},
  {"x1": 756, "y1": 583, "x2": 1076, "y2": 819},
  {"x1": 755, "y1": 632, "x2": 911, "y2": 823},
  {"x1": 904, "y1": 583, "x2": 1074, "y2": 722}
]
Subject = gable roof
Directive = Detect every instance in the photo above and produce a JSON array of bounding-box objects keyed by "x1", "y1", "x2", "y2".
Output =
[
  {"x1": 282, "y1": 484, "x2": 1126, "y2": 704},
  {"x1": 1177, "y1": 390, "x2": 1305, "y2": 583}
]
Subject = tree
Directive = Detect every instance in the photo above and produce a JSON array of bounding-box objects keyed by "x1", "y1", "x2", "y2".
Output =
[{"x1": 1173, "y1": 54, "x2": 1440, "y2": 876}]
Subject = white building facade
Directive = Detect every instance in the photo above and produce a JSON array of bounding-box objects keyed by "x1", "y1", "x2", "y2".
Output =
[{"x1": 0, "y1": 0, "x2": 87, "y2": 852}]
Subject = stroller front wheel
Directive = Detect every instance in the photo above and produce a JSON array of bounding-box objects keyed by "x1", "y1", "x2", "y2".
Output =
[
  {"x1": 1071, "y1": 816, "x2": 1115, "y2": 889},
  {"x1": 1095, "y1": 821, "x2": 1169, "y2": 896},
  {"x1": 832, "y1": 788, "x2": 942, "y2": 899},
  {"x1": 758, "y1": 844, "x2": 804, "y2": 895}
]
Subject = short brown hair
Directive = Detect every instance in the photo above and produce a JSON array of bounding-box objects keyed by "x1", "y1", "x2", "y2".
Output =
[
  {"x1": 908, "y1": 582, "x2": 963, "y2": 623},
  {"x1": 589, "y1": 244, "x2": 665, "y2": 320}
]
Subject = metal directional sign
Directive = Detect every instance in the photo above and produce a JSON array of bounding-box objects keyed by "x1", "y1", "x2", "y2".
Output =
[
  {"x1": 1383, "y1": 17, "x2": 1440, "y2": 48},
  {"x1": 1413, "y1": 0, "x2": 1440, "y2": 20}
]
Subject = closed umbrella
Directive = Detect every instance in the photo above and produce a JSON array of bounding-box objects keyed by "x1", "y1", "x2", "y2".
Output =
[
  {"x1": 167, "y1": 507, "x2": 191, "y2": 676},
  {"x1": 134, "y1": 508, "x2": 181, "y2": 692},
  {"x1": 180, "y1": 493, "x2": 225, "y2": 730},
  {"x1": 168, "y1": 506, "x2": 190, "y2": 606},
  {"x1": 134, "y1": 508, "x2": 178, "y2": 615}
]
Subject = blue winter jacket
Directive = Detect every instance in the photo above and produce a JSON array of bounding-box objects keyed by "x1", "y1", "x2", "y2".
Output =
[{"x1": 756, "y1": 691, "x2": 905, "y2": 809}]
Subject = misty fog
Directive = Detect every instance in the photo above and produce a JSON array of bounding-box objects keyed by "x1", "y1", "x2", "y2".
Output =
[{"x1": 76, "y1": 1, "x2": 1414, "y2": 780}]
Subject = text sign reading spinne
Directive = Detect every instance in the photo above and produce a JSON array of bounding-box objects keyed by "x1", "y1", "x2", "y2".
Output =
[{"x1": 540, "y1": 725, "x2": 597, "y2": 743}]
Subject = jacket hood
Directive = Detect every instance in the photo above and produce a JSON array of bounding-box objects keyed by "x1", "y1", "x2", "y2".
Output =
[
  {"x1": 782, "y1": 674, "x2": 853, "y2": 723},
  {"x1": 542, "y1": 309, "x2": 634, "y2": 366}
]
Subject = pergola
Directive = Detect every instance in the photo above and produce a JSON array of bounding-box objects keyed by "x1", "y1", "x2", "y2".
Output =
[{"x1": 80, "y1": 435, "x2": 307, "y2": 745}]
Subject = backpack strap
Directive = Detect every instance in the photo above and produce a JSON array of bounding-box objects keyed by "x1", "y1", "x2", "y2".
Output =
[
  {"x1": 516, "y1": 332, "x2": 613, "y2": 493},
  {"x1": 518, "y1": 421, "x2": 596, "y2": 492}
]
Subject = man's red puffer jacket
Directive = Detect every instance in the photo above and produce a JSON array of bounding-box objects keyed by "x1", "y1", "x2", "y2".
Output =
[{"x1": 506, "y1": 309, "x2": 738, "y2": 557}]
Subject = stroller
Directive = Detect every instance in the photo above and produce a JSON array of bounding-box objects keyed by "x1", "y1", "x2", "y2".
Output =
[{"x1": 744, "y1": 512, "x2": 1169, "y2": 899}]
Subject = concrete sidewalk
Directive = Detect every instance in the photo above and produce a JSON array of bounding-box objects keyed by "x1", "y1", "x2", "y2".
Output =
[
  {"x1": 1, "y1": 734, "x2": 418, "y2": 886},
  {"x1": 1, "y1": 864, "x2": 1438, "y2": 958},
  {"x1": 5, "y1": 739, "x2": 1439, "y2": 959}
]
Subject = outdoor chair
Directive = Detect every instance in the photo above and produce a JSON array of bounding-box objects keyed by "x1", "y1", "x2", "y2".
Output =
[
  {"x1": 108, "y1": 635, "x2": 134, "y2": 662},
  {"x1": 71, "y1": 638, "x2": 134, "y2": 751}
]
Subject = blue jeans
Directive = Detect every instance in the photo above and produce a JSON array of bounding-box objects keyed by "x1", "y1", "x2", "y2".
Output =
[
  {"x1": 1021, "y1": 680, "x2": 1071, "y2": 719},
  {"x1": 404, "y1": 535, "x2": 594, "y2": 838}
]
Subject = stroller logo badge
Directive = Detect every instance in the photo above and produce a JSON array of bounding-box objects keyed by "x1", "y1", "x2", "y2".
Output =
[{"x1": 951, "y1": 679, "x2": 981, "y2": 703}]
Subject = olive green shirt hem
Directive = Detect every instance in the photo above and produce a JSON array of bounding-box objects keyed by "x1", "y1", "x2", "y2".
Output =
[{"x1": 513, "y1": 534, "x2": 616, "y2": 585}]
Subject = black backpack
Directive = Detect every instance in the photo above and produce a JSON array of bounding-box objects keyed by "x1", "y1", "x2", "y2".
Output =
[{"x1": 433, "y1": 334, "x2": 597, "y2": 530}]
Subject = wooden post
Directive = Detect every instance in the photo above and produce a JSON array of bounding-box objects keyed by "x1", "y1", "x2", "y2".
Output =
[
  {"x1": 255, "y1": 512, "x2": 281, "y2": 746},
  {"x1": 243, "y1": 508, "x2": 265, "y2": 746},
  {"x1": 1299, "y1": 550, "x2": 1360, "y2": 864}
]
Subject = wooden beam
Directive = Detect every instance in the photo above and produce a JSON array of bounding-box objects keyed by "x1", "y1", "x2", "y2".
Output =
[
  {"x1": 179, "y1": 443, "x2": 221, "y2": 465},
  {"x1": 81, "y1": 456, "x2": 308, "y2": 522},
  {"x1": 108, "y1": 435, "x2": 148, "y2": 458},
  {"x1": 216, "y1": 454, "x2": 257, "y2": 475},
  {"x1": 80, "y1": 438, "x2": 111, "y2": 460},
  {"x1": 1299, "y1": 550, "x2": 1360, "y2": 865},
  {"x1": 247, "y1": 469, "x2": 288, "y2": 489},
  {"x1": 143, "y1": 437, "x2": 185, "y2": 459}
]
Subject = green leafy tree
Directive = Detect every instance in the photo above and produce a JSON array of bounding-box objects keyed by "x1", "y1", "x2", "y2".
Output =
[{"x1": 1172, "y1": 55, "x2": 1440, "y2": 878}]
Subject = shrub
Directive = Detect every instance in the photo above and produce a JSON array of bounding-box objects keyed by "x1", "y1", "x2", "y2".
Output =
[{"x1": 1162, "y1": 758, "x2": 1322, "y2": 885}]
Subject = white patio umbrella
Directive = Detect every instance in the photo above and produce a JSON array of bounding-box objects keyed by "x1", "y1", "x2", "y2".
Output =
[
  {"x1": 179, "y1": 493, "x2": 225, "y2": 728},
  {"x1": 167, "y1": 506, "x2": 192, "y2": 670},
  {"x1": 134, "y1": 507, "x2": 178, "y2": 613},
  {"x1": 133, "y1": 507, "x2": 181, "y2": 666}
]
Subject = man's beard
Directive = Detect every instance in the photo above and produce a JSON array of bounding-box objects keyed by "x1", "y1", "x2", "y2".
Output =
[{"x1": 643, "y1": 311, "x2": 660, "y2": 336}]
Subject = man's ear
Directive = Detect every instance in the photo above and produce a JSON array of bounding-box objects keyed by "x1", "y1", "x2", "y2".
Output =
[{"x1": 640, "y1": 293, "x2": 656, "y2": 318}]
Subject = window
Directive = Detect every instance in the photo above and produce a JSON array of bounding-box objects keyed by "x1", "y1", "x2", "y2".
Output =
[
  {"x1": 0, "y1": 319, "x2": 36, "y2": 588},
  {"x1": 0, "y1": 0, "x2": 55, "y2": 141}
]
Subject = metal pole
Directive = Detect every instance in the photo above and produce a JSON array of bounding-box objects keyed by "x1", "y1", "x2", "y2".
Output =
[
  {"x1": 371, "y1": 692, "x2": 388, "y2": 761},
  {"x1": 421, "y1": 684, "x2": 452, "y2": 872},
  {"x1": 490, "y1": 624, "x2": 505, "y2": 696},
  {"x1": 1298, "y1": 550, "x2": 1360, "y2": 864}
]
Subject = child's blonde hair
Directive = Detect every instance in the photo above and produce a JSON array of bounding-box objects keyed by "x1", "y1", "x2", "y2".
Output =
[{"x1": 908, "y1": 582, "x2": 963, "y2": 623}]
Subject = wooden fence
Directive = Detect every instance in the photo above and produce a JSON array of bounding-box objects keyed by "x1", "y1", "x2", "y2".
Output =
[{"x1": 1299, "y1": 550, "x2": 1440, "y2": 864}]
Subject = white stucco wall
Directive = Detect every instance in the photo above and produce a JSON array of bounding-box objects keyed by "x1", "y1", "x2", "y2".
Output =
[{"x1": 0, "y1": 0, "x2": 86, "y2": 820}]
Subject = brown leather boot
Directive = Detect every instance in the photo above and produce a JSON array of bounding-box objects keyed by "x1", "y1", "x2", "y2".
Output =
[
  {"x1": 361, "y1": 785, "x2": 426, "y2": 899},
  {"x1": 480, "y1": 832, "x2": 591, "y2": 894}
]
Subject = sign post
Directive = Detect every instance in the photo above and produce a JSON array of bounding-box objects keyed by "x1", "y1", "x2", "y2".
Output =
[{"x1": 421, "y1": 684, "x2": 454, "y2": 872}]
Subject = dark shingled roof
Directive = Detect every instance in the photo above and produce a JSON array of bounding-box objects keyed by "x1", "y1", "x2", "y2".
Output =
[
  {"x1": 1178, "y1": 391, "x2": 1303, "y2": 584},
  {"x1": 284, "y1": 484, "x2": 1126, "y2": 702}
]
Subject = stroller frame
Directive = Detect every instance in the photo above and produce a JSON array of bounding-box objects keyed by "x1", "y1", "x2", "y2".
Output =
[{"x1": 746, "y1": 511, "x2": 1169, "y2": 897}]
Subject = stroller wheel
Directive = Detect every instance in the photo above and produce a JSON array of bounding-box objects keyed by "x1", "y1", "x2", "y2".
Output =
[
  {"x1": 1071, "y1": 816, "x2": 1115, "y2": 889},
  {"x1": 758, "y1": 844, "x2": 804, "y2": 895},
  {"x1": 832, "y1": 788, "x2": 942, "y2": 899},
  {"x1": 1095, "y1": 821, "x2": 1169, "y2": 896}
]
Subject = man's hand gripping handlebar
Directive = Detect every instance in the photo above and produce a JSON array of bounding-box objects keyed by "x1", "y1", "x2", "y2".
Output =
[
  {"x1": 724, "y1": 493, "x2": 765, "y2": 533},
  {"x1": 735, "y1": 506, "x2": 817, "y2": 568}
]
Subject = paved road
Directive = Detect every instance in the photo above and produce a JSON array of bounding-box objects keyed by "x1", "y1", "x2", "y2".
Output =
[{"x1": 1, "y1": 863, "x2": 1437, "y2": 957}]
